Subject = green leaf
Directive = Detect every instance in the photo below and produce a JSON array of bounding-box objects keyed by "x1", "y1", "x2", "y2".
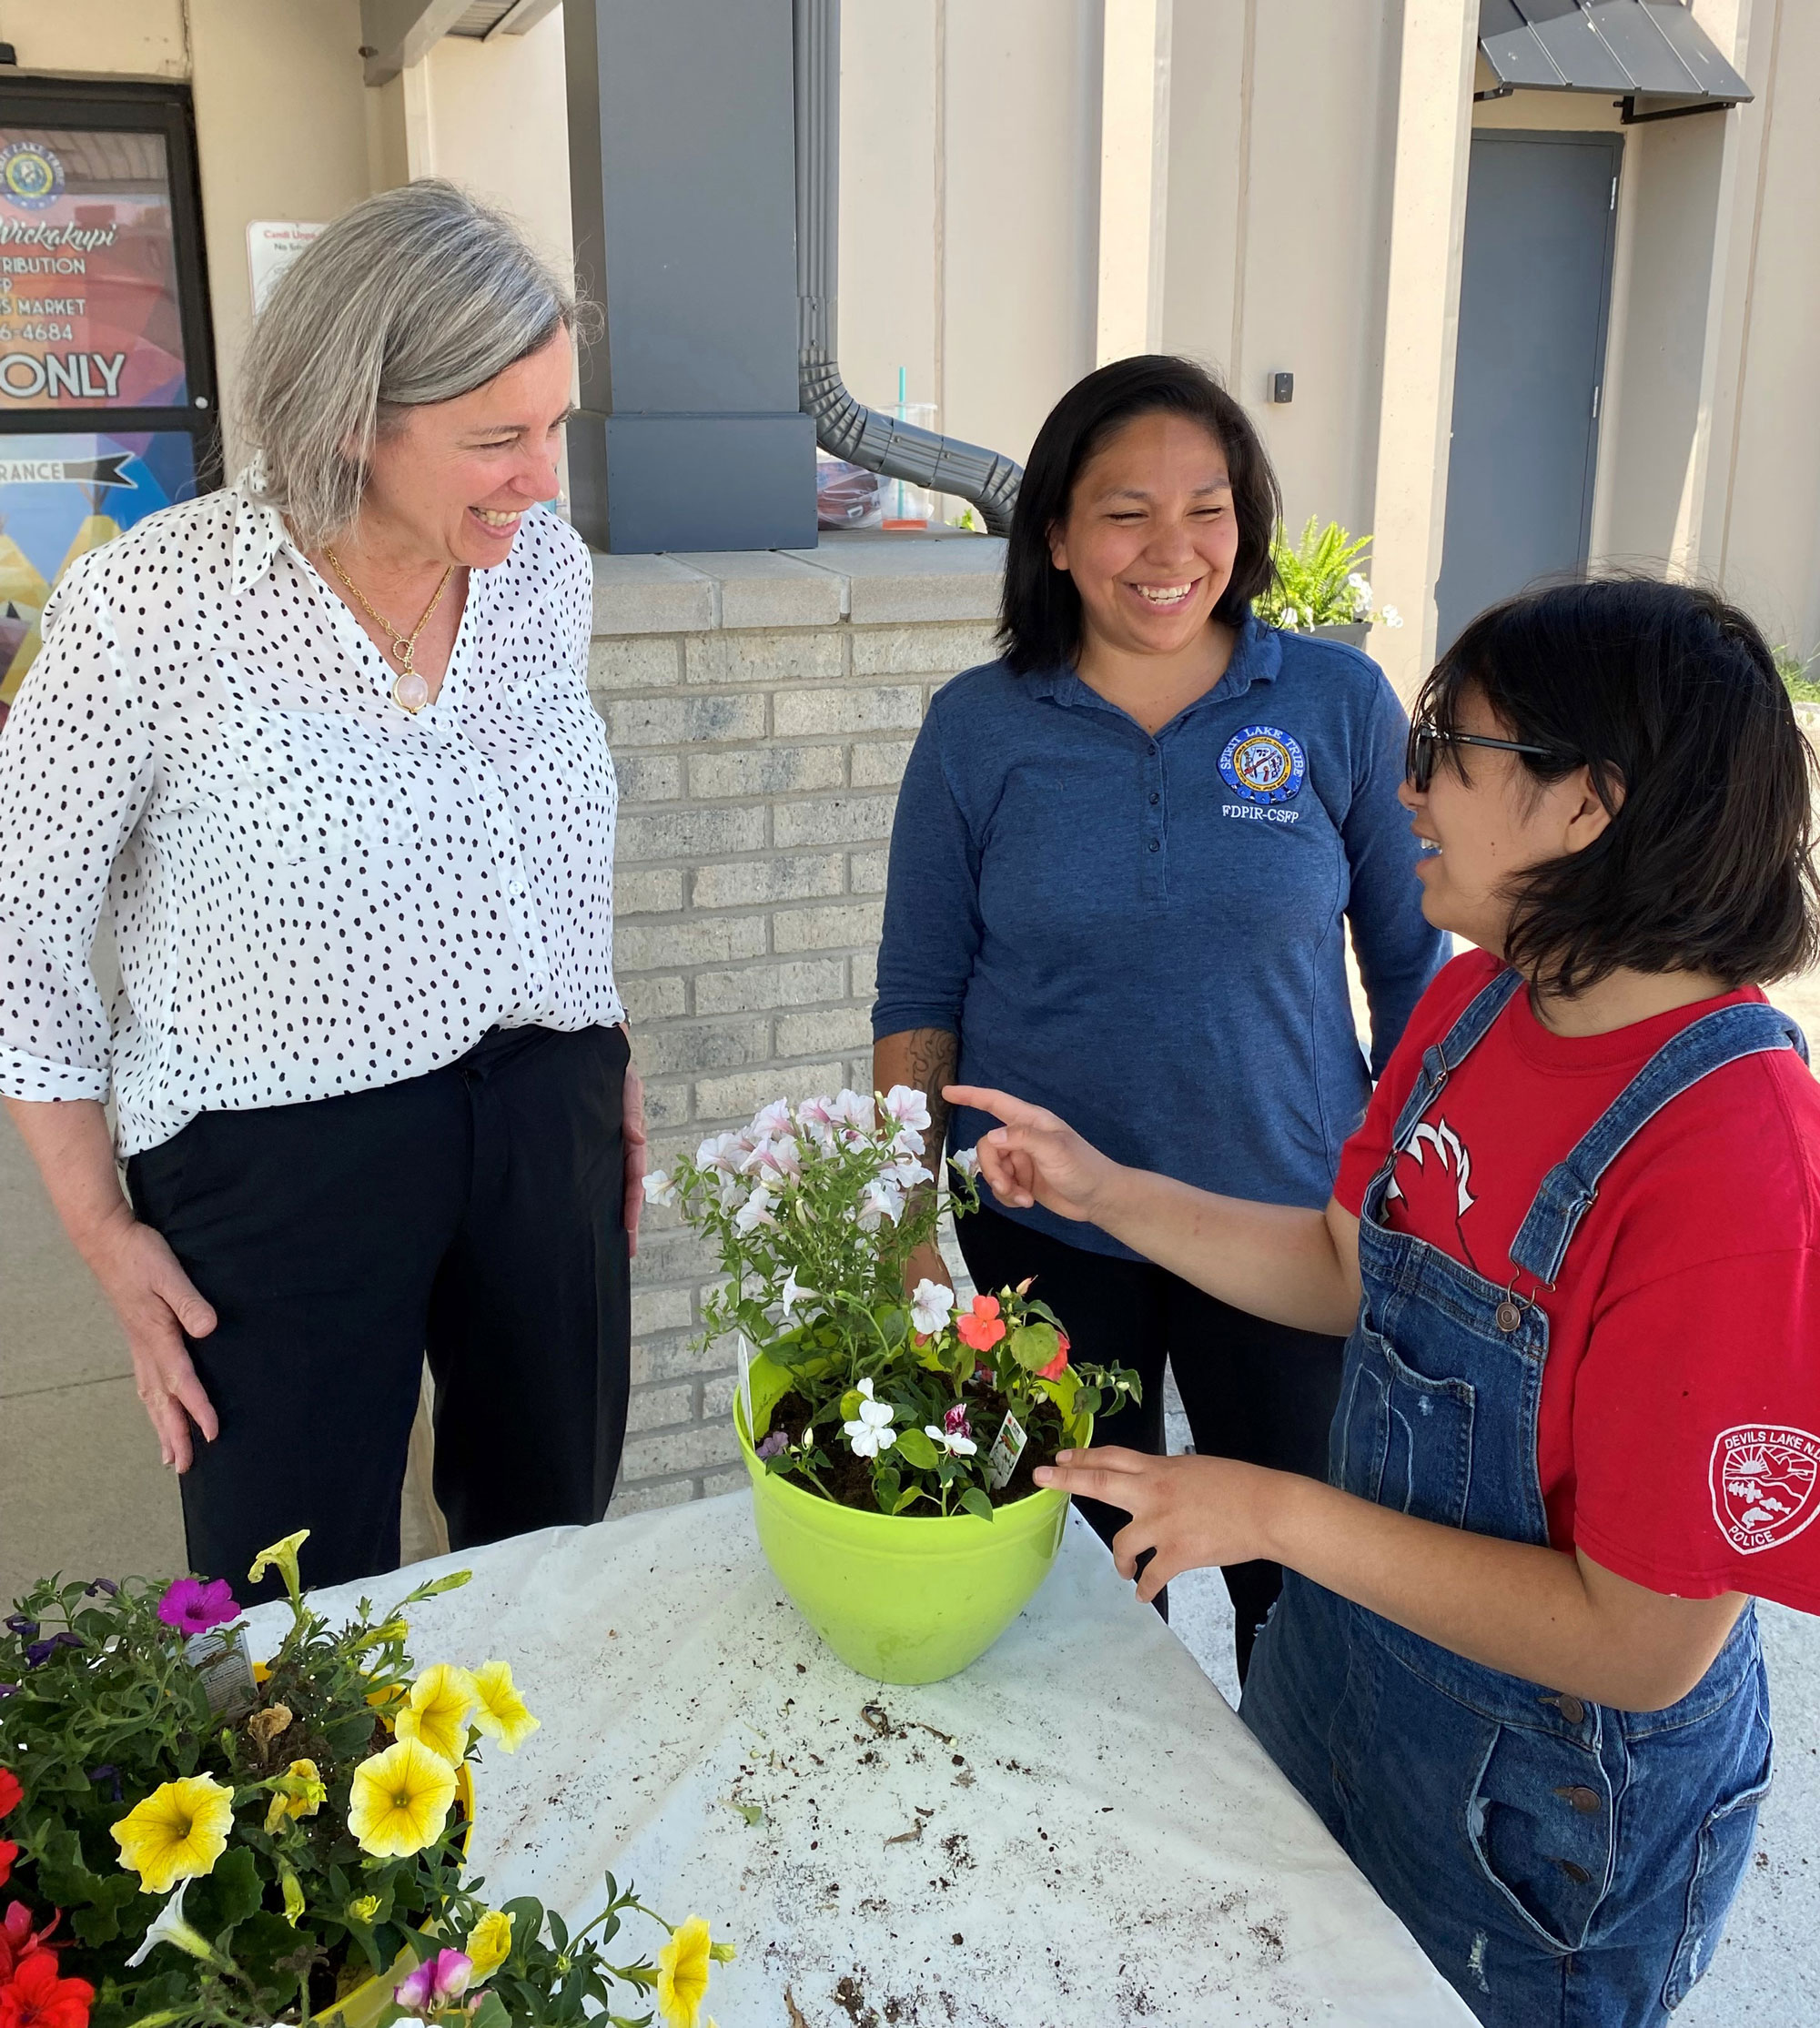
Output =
[
  {"x1": 471, "y1": 1992, "x2": 512, "y2": 2028},
  {"x1": 959, "y1": 1488, "x2": 996, "y2": 1523},
  {"x1": 187, "y1": 1844, "x2": 263, "y2": 1937},
  {"x1": 890, "y1": 1487, "x2": 922, "y2": 1514},
  {"x1": 1005, "y1": 1323, "x2": 1059, "y2": 1373},
  {"x1": 872, "y1": 1467, "x2": 900, "y2": 1513},
  {"x1": 893, "y1": 1426, "x2": 938, "y2": 1471},
  {"x1": 764, "y1": 1331, "x2": 824, "y2": 1372}
]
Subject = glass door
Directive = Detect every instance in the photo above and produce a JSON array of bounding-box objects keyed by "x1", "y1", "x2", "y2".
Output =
[{"x1": 0, "y1": 77, "x2": 217, "y2": 727}]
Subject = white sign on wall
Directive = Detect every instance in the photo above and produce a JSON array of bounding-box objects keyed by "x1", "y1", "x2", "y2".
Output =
[{"x1": 247, "y1": 221, "x2": 325, "y2": 316}]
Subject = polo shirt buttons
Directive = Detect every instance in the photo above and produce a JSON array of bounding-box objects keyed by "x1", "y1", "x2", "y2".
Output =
[
  {"x1": 1148, "y1": 840, "x2": 1159, "y2": 853},
  {"x1": 1149, "y1": 792, "x2": 1159, "y2": 806}
]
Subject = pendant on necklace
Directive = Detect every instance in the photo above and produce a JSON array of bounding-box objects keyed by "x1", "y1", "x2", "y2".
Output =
[{"x1": 392, "y1": 669, "x2": 430, "y2": 714}]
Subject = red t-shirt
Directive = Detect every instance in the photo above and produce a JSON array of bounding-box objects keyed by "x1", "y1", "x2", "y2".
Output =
[{"x1": 1334, "y1": 949, "x2": 1820, "y2": 1613}]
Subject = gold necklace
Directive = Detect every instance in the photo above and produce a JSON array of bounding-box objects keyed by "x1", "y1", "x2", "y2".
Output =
[{"x1": 323, "y1": 545, "x2": 456, "y2": 715}]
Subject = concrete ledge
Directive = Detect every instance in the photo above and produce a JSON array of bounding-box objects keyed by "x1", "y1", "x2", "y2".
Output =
[{"x1": 592, "y1": 530, "x2": 1006, "y2": 635}]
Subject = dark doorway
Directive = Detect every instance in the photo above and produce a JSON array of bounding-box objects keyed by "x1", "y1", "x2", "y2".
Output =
[{"x1": 1436, "y1": 130, "x2": 1622, "y2": 651}]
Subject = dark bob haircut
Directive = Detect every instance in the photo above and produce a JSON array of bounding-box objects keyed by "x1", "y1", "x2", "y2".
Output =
[
  {"x1": 996, "y1": 354, "x2": 1282, "y2": 675},
  {"x1": 1417, "y1": 576, "x2": 1820, "y2": 994}
]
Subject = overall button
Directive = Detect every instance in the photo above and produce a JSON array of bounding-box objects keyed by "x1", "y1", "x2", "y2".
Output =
[
  {"x1": 1540, "y1": 1692, "x2": 1588, "y2": 1725},
  {"x1": 1553, "y1": 1784, "x2": 1603, "y2": 1815},
  {"x1": 1495, "y1": 1299, "x2": 1522, "y2": 1333},
  {"x1": 1554, "y1": 1859, "x2": 1592, "y2": 1884}
]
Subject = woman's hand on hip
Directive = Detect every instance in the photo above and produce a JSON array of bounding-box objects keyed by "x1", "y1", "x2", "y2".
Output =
[
  {"x1": 85, "y1": 1205, "x2": 220, "y2": 1473},
  {"x1": 1034, "y1": 1446, "x2": 1285, "y2": 1602},
  {"x1": 942, "y1": 1085, "x2": 1122, "y2": 1226},
  {"x1": 622, "y1": 1051, "x2": 647, "y2": 1257}
]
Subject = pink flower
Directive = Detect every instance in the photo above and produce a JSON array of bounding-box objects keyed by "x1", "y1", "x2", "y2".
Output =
[
  {"x1": 1037, "y1": 1331, "x2": 1070, "y2": 1382},
  {"x1": 395, "y1": 1949, "x2": 472, "y2": 2014},
  {"x1": 155, "y1": 1579, "x2": 238, "y2": 1638},
  {"x1": 956, "y1": 1295, "x2": 1006, "y2": 1353},
  {"x1": 943, "y1": 1405, "x2": 972, "y2": 1441}
]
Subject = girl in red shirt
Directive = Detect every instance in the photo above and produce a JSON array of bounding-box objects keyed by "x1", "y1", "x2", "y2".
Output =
[{"x1": 950, "y1": 579, "x2": 1820, "y2": 2027}]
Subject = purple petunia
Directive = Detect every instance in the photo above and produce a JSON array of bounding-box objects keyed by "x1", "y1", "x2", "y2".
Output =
[
  {"x1": 157, "y1": 1578, "x2": 240, "y2": 1638},
  {"x1": 84, "y1": 1579, "x2": 119, "y2": 1598},
  {"x1": 3, "y1": 1618, "x2": 37, "y2": 1641},
  {"x1": 396, "y1": 1949, "x2": 472, "y2": 2014},
  {"x1": 756, "y1": 1429, "x2": 790, "y2": 1461},
  {"x1": 87, "y1": 1764, "x2": 123, "y2": 1803}
]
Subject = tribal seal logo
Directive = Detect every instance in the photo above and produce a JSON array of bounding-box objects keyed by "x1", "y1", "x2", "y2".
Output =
[
  {"x1": 0, "y1": 140, "x2": 65, "y2": 212},
  {"x1": 1709, "y1": 1425, "x2": 1820, "y2": 1556},
  {"x1": 1218, "y1": 724, "x2": 1306, "y2": 805}
]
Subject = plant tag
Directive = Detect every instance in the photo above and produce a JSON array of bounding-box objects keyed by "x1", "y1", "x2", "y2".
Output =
[
  {"x1": 737, "y1": 1333, "x2": 753, "y2": 1435},
  {"x1": 984, "y1": 1409, "x2": 1028, "y2": 1491},
  {"x1": 184, "y1": 1627, "x2": 257, "y2": 1718}
]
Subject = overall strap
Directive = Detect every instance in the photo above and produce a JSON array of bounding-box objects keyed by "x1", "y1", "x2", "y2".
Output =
[
  {"x1": 1509, "y1": 1002, "x2": 1810, "y2": 1286},
  {"x1": 1387, "y1": 965, "x2": 1527, "y2": 1153}
]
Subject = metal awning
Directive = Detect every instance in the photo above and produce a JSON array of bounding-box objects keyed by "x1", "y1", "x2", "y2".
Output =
[
  {"x1": 359, "y1": 0, "x2": 562, "y2": 86},
  {"x1": 1479, "y1": 0, "x2": 1753, "y2": 121}
]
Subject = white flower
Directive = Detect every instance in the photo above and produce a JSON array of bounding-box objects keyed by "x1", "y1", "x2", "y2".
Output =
[
  {"x1": 696, "y1": 1130, "x2": 742, "y2": 1172},
  {"x1": 886, "y1": 1157, "x2": 933, "y2": 1191},
  {"x1": 1346, "y1": 570, "x2": 1373, "y2": 619},
  {"x1": 751, "y1": 1098, "x2": 795, "y2": 1140},
  {"x1": 751, "y1": 1133, "x2": 803, "y2": 1180},
  {"x1": 881, "y1": 1085, "x2": 931, "y2": 1133},
  {"x1": 911, "y1": 1278, "x2": 957, "y2": 1336},
  {"x1": 126, "y1": 1882, "x2": 219, "y2": 1969},
  {"x1": 642, "y1": 1169, "x2": 679, "y2": 1207},
  {"x1": 777, "y1": 1267, "x2": 814, "y2": 1321},
  {"x1": 1380, "y1": 603, "x2": 1404, "y2": 629},
  {"x1": 843, "y1": 1377, "x2": 896, "y2": 1458},
  {"x1": 733, "y1": 1184, "x2": 776, "y2": 1235},
  {"x1": 890, "y1": 1123, "x2": 926, "y2": 1160},
  {"x1": 857, "y1": 1174, "x2": 905, "y2": 1230},
  {"x1": 829, "y1": 1088, "x2": 874, "y2": 1130},
  {"x1": 948, "y1": 1148, "x2": 980, "y2": 1181},
  {"x1": 925, "y1": 1422, "x2": 978, "y2": 1458}
]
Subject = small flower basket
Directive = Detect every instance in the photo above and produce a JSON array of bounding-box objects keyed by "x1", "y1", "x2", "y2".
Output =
[
  {"x1": 644, "y1": 1091, "x2": 1140, "y2": 1684},
  {"x1": 0, "y1": 1534, "x2": 731, "y2": 2028}
]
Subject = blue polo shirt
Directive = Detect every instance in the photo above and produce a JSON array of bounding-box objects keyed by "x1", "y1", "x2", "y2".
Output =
[{"x1": 872, "y1": 617, "x2": 1447, "y2": 1257}]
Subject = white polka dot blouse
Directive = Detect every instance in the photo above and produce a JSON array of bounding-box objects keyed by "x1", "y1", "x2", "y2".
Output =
[{"x1": 0, "y1": 480, "x2": 623, "y2": 1157}]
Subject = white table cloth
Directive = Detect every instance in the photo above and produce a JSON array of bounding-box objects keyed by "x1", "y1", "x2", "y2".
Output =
[{"x1": 253, "y1": 1496, "x2": 1474, "y2": 2027}]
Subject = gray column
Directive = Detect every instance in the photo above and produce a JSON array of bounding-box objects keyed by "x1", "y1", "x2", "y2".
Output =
[{"x1": 562, "y1": 0, "x2": 816, "y2": 552}]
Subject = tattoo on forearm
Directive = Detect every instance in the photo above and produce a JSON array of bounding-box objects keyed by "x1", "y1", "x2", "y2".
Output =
[{"x1": 895, "y1": 1027, "x2": 958, "y2": 1171}]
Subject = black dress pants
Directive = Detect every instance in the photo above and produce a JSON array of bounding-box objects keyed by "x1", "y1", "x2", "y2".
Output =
[
  {"x1": 955, "y1": 1199, "x2": 1344, "y2": 1683},
  {"x1": 126, "y1": 1024, "x2": 632, "y2": 1603}
]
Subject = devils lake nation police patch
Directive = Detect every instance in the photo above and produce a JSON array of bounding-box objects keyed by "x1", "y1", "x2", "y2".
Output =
[{"x1": 1218, "y1": 725, "x2": 1306, "y2": 805}]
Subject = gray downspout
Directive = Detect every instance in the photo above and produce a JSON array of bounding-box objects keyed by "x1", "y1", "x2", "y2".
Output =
[{"x1": 794, "y1": 0, "x2": 1023, "y2": 539}]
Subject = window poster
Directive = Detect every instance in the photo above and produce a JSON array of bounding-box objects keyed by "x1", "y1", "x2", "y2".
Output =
[
  {"x1": 0, "y1": 429, "x2": 197, "y2": 728},
  {"x1": 0, "y1": 126, "x2": 189, "y2": 410}
]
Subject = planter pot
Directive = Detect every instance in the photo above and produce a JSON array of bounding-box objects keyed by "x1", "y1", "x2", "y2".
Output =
[
  {"x1": 734, "y1": 1352, "x2": 1078, "y2": 1685},
  {"x1": 1311, "y1": 621, "x2": 1370, "y2": 646}
]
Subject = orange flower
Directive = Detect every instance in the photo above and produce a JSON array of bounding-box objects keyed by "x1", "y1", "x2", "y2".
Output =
[
  {"x1": 1037, "y1": 1332, "x2": 1070, "y2": 1382},
  {"x1": 956, "y1": 1295, "x2": 1006, "y2": 1352}
]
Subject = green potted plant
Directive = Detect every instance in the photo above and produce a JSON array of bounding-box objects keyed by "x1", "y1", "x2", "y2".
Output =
[
  {"x1": 1254, "y1": 516, "x2": 1403, "y2": 647},
  {"x1": 0, "y1": 1533, "x2": 732, "y2": 2028},
  {"x1": 644, "y1": 1091, "x2": 1139, "y2": 1686}
]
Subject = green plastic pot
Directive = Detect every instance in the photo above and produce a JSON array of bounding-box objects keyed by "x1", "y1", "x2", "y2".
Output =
[{"x1": 734, "y1": 1351, "x2": 1079, "y2": 1685}]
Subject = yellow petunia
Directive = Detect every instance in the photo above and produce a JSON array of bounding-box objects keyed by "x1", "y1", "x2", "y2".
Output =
[
  {"x1": 111, "y1": 1775, "x2": 236, "y2": 1894},
  {"x1": 263, "y1": 1757, "x2": 326, "y2": 1834},
  {"x1": 464, "y1": 1908, "x2": 513, "y2": 1983},
  {"x1": 467, "y1": 1660, "x2": 540, "y2": 1754},
  {"x1": 393, "y1": 1662, "x2": 477, "y2": 1765},
  {"x1": 347, "y1": 1737, "x2": 458, "y2": 1859},
  {"x1": 655, "y1": 1916, "x2": 715, "y2": 2028},
  {"x1": 247, "y1": 1529, "x2": 311, "y2": 1600}
]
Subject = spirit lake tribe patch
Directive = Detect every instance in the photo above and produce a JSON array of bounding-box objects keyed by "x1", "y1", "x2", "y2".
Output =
[{"x1": 1218, "y1": 724, "x2": 1306, "y2": 804}]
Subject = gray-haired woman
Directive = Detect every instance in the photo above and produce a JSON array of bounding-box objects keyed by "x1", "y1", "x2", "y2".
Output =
[{"x1": 0, "y1": 181, "x2": 643, "y2": 1599}]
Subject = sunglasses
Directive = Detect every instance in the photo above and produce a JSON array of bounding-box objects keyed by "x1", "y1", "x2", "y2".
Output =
[{"x1": 1404, "y1": 722, "x2": 1572, "y2": 792}]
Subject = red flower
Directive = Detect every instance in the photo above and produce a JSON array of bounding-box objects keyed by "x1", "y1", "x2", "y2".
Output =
[
  {"x1": 0, "y1": 1903, "x2": 60, "y2": 1984},
  {"x1": 0, "y1": 1847, "x2": 15, "y2": 1893},
  {"x1": 0, "y1": 1952, "x2": 92, "y2": 2028},
  {"x1": 1036, "y1": 1332, "x2": 1070, "y2": 1382},
  {"x1": 956, "y1": 1295, "x2": 1006, "y2": 1353},
  {"x1": 0, "y1": 1772, "x2": 18, "y2": 1820}
]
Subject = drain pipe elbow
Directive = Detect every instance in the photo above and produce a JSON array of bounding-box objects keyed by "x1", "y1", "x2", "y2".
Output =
[{"x1": 794, "y1": 0, "x2": 1022, "y2": 540}]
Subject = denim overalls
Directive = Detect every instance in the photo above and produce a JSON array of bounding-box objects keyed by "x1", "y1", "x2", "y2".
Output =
[{"x1": 1243, "y1": 967, "x2": 1806, "y2": 2027}]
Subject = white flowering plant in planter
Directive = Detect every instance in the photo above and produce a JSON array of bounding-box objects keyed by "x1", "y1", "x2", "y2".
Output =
[
  {"x1": 1255, "y1": 516, "x2": 1403, "y2": 634},
  {"x1": 643, "y1": 1091, "x2": 1140, "y2": 1520}
]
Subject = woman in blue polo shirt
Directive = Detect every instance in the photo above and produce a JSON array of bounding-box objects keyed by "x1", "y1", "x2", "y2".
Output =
[{"x1": 872, "y1": 355, "x2": 1444, "y2": 1678}]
